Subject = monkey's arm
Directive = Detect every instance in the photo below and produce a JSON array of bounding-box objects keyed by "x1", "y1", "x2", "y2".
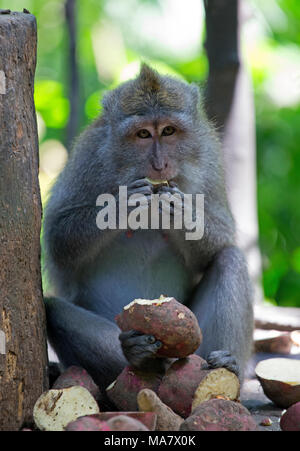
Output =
[
  {"x1": 188, "y1": 245, "x2": 254, "y2": 380},
  {"x1": 44, "y1": 203, "x2": 118, "y2": 269},
  {"x1": 44, "y1": 178, "x2": 154, "y2": 269}
]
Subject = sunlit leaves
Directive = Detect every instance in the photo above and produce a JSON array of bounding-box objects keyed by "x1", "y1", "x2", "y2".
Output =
[{"x1": 35, "y1": 80, "x2": 70, "y2": 128}]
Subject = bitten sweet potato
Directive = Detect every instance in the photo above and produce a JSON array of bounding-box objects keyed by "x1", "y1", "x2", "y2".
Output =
[
  {"x1": 280, "y1": 402, "x2": 300, "y2": 431},
  {"x1": 180, "y1": 399, "x2": 258, "y2": 431},
  {"x1": 254, "y1": 330, "x2": 293, "y2": 354},
  {"x1": 106, "y1": 365, "x2": 162, "y2": 411},
  {"x1": 158, "y1": 355, "x2": 240, "y2": 417},
  {"x1": 33, "y1": 386, "x2": 100, "y2": 431},
  {"x1": 255, "y1": 358, "x2": 300, "y2": 408},
  {"x1": 115, "y1": 296, "x2": 202, "y2": 358}
]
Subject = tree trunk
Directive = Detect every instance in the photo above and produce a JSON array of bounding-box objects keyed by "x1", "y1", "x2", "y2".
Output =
[
  {"x1": 204, "y1": 0, "x2": 263, "y2": 303},
  {"x1": 0, "y1": 11, "x2": 48, "y2": 431}
]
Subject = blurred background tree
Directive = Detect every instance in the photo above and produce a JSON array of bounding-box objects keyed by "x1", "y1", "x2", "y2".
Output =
[{"x1": 1, "y1": 0, "x2": 299, "y2": 307}]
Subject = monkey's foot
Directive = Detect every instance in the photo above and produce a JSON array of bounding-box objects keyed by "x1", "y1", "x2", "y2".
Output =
[{"x1": 205, "y1": 350, "x2": 239, "y2": 377}]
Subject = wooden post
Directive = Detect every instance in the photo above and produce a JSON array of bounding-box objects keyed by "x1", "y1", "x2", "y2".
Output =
[{"x1": 0, "y1": 11, "x2": 48, "y2": 431}]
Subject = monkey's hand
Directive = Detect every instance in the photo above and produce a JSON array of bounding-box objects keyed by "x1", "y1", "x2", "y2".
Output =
[
  {"x1": 126, "y1": 178, "x2": 154, "y2": 208},
  {"x1": 158, "y1": 182, "x2": 184, "y2": 210},
  {"x1": 119, "y1": 330, "x2": 169, "y2": 374},
  {"x1": 203, "y1": 350, "x2": 239, "y2": 377},
  {"x1": 156, "y1": 181, "x2": 185, "y2": 220}
]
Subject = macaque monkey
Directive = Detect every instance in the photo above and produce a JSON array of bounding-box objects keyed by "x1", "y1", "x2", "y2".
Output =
[{"x1": 43, "y1": 65, "x2": 253, "y2": 394}]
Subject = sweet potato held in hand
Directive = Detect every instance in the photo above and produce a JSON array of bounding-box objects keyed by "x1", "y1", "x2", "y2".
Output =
[{"x1": 115, "y1": 296, "x2": 202, "y2": 358}]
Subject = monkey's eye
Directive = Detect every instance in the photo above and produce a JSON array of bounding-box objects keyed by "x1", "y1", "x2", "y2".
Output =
[
  {"x1": 137, "y1": 129, "x2": 151, "y2": 139},
  {"x1": 162, "y1": 126, "x2": 176, "y2": 136}
]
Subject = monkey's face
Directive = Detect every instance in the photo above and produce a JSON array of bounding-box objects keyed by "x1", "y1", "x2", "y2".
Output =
[
  {"x1": 115, "y1": 113, "x2": 193, "y2": 183},
  {"x1": 102, "y1": 65, "x2": 203, "y2": 185}
]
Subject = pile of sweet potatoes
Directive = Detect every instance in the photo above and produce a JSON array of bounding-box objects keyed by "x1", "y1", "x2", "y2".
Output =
[{"x1": 32, "y1": 296, "x2": 260, "y2": 431}]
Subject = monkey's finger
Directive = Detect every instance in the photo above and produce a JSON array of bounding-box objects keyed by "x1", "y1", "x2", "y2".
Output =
[
  {"x1": 119, "y1": 329, "x2": 144, "y2": 340},
  {"x1": 208, "y1": 350, "x2": 232, "y2": 360},
  {"x1": 159, "y1": 203, "x2": 175, "y2": 216},
  {"x1": 127, "y1": 185, "x2": 153, "y2": 197},
  {"x1": 206, "y1": 350, "x2": 239, "y2": 377},
  {"x1": 120, "y1": 333, "x2": 158, "y2": 348},
  {"x1": 128, "y1": 178, "x2": 153, "y2": 189},
  {"x1": 126, "y1": 350, "x2": 166, "y2": 373},
  {"x1": 159, "y1": 186, "x2": 183, "y2": 197},
  {"x1": 121, "y1": 340, "x2": 163, "y2": 369}
]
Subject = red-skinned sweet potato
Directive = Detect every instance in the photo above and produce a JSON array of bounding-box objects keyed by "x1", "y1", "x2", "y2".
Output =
[
  {"x1": 106, "y1": 365, "x2": 162, "y2": 411},
  {"x1": 255, "y1": 358, "x2": 300, "y2": 408},
  {"x1": 65, "y1": 411, "x2": 157, "y2": 431},
  {"x1": 180, "y1": 399, "x2": 258, "y2": 431},
  {"x1": 158, "y1": 355, "x2": 240, "y2": 417},
  {"x1": 65, "y1": 416, "x2": 111, "y2": 431},
  {"x1": 280, "y1": 402, "x2": 300, "y2": 431},
  {"x1": 158, "y1": 355, "x2": 206, "y2": 417},
  {"x1": 115, "y1": 296, "x2": 202, "y2": 358},
  {"x1": 96, "y1": 412, "x2": 157, "y2": 430},
  {"x1": 52, "y1": 366, "x2": 100, "y2": 400},
  {"x1": 107, "y1": 415, "x2": 149, "y2": 431},
  {"x1": 254, "y1": 330, "x2": 293, "y2": 354}
]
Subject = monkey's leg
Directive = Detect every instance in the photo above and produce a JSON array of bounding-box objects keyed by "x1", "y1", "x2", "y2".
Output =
[
  {"x1": 44, "y1": 297, "x2": 163, "y2": 391},
  {"x1": 45, "y1": 297, "x2": 127, "y2": 391},
  {"x1": 188, "y1": 246, "x2": 253, "y2": 380}
]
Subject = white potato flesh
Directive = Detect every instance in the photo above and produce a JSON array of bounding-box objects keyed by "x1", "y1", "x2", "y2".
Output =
[
  {"x1": 255, "y1": 358, "x2": 300, "y2": 385},
  {"x1": 33, "y1": 386, "x2": 100, "y2": 431}
]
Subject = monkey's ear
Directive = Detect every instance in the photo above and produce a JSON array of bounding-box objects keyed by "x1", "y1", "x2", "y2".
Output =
[{"x1": 138, "y1": 63, "x2": 161, "y2": 91}]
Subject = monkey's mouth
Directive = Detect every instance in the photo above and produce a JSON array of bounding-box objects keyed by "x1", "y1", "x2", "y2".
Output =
[{"x1": 145, "y1": 177, "x2": 169, "y2": 186}]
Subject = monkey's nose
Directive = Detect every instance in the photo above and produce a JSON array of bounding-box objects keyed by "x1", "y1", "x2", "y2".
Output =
[{"x1": 151, "y1": 160, "x2": 168, "y2": 171}]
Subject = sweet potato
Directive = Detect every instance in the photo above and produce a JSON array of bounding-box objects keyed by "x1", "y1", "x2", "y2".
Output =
[
  {"x1": 180, "y1": 398, "x2": 258, "y2": 431},
  {"x1": 255, "y1": 358, "x2": 300, "y2": 408},
  {"x1": 52, "y1": 366, "x2": 100, "y2": 400},
  {"x1": 158, "y1": 354, "x2": 207, "y2": 417},
  {"x1": 106, "y1": 365, "x2": 162, "y2": 411},
  {"x1": 158, "y1": 355, "x2": 240, "y2": 417},
  {"x1": 115, "y1": 296, "x2": 202, "y2": 358},
  {"x1": 66, "y1": 411, "x2": 156, "y2": 431},
  {"x1": 65, "y1": 416, "x2": 111, "y2": 431},
  {"x1": 96, "y1": 412, "x2": 157, "y2": 430},
  {"x1": 254, "y1": 329, "x2": 293, "y2": 354},
  {"x1": 107, "y1": 415, "x2": 149, "y2": 431},
  {"x1": 137, "y1": 389, "x2": 184, "y2": 431},
  {"x1": 280, "y1": 402, "x2": 300, "y2": 431},
  {"x1": 33, "y1": 386, "x2": 100, "y2": 431}
]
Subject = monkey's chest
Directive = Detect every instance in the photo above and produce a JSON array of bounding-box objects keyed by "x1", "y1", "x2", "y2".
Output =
[{"x1": 77, "y1": 230, "x2": 194, "y2": 318}]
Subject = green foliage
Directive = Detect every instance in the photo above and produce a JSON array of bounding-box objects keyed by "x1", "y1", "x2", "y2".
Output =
[{"x1": 35, "y1": 80, "x2": 69, "y2": 128}]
